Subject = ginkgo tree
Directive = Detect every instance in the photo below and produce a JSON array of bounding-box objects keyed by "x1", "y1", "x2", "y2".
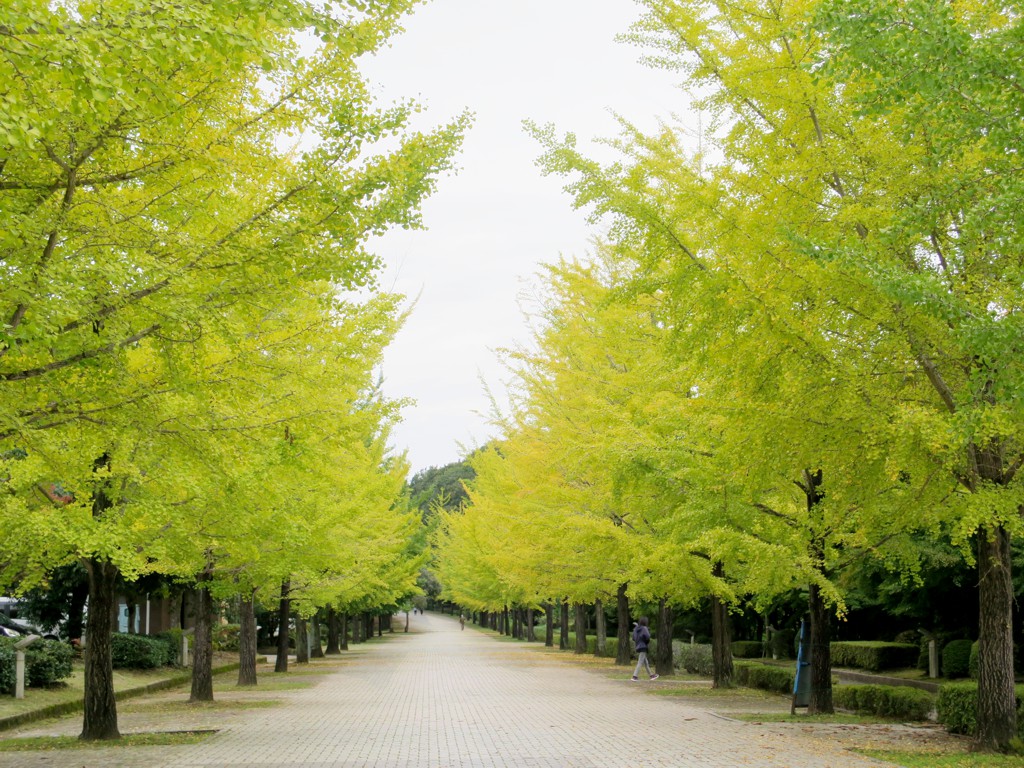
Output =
[{"x1": 0, "y1": 0, "x2": 466, "y2": 741}]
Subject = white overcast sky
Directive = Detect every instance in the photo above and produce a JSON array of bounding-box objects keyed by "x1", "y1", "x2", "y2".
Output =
[{"x1": 360, "y1": 1, "x2": 690, "y2": 474}]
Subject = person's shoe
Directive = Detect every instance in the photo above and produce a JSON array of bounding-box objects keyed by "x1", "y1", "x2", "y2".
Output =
[
  {"x1": 630, "y1": 676, "x2": 638, "y2": 682},
  {"x1": 650, "y1": 674, "x2": 659, "y2": 681}
]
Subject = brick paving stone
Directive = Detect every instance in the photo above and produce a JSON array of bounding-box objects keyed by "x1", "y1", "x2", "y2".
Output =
[{"x1": 0, "y1": 613, "x2": 897, "y2": 768}]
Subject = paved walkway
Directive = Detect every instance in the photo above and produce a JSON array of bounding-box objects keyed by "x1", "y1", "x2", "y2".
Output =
[{"x1": 0, "y1": 613, "x2": 900, "y2": 767}]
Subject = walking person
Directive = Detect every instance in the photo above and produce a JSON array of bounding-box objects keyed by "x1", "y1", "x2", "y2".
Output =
[
  {"x1": 459, "y1": 613, "x2": 465, "y2": 630},
  {"x1": 631, "y1": 617, "x2": 658, "y2": 681}
]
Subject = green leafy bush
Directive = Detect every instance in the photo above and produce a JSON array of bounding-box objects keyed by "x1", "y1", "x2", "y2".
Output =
[
  {"x1": 0, "y1": 637, "x2": 74, "y2": 691},
  {"x1": 0, "y1": 639, "x2": 15, "y2": 694},
  {"x1": 937, "y1": 682, "x2": 1024, "y2": 737},
  {"x1": 830, "y1": 641, "x2": 918, "y2": 671},
  {"x1": 833, "y1": 684, "x2": 934, "y2": 720},
  {"x1": 675, "y1": 643, "x2": 714, "y2": 676},
  {"x1": 25, "y1": 639, "x2": 73, "y2": 687},
  {"x1": 768, "y1": 628, "x2": 795, "y2": 660},
  {"x1": 110, "y1": 633, "x2": 171, "y2": 669},
  {"x1": 732, "y1": 640, "x2": 763, "y2": 658},
  {"x1": 893, "y1": 630, "x2": 920, "y2": 645},
  {"x1": 152, "y1": 630, "x2": 182, "y2": 666},
  {"x1": 942, "y1": 639, "x2": 972, "y2": 679},
  {"x1": 583, "y1": 636, "x2": 618, "y2": 658},
  {"x1": 735, "y1": 661, "x2": 793, "y2": 694},
  {"x1": 969, "y1": 641, "x2": 979, "y2": 680}
]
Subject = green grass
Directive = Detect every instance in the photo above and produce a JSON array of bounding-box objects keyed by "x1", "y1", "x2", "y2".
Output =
[
  {"x1": 120, "y1": 698, "x2": 281, "y2": 713},
  {"x1": 859, "y1": 750, "x2": 1024, "y2": 767},
  {"x1": 0, "y1": 730, "x2": 216, "y2": 751},
  {"x1": 731, "y1": 711, "x2": 884, "y2": 724},
  {"x1": 650, "y1": 686, "x2": 783, "y2": 701}
]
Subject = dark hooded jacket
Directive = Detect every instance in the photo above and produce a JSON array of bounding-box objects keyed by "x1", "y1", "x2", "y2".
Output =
[{"x1": 632, "y1": 623, "x2": 650, "y2": 653}]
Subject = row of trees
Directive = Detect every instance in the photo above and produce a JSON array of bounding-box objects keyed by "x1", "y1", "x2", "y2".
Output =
[
  {"x1": 1, "y1": 0, "x2": 465, "y2": 740},
  {"x1": 434, "y1": 0, "x2": 1023, "y2": 751}
]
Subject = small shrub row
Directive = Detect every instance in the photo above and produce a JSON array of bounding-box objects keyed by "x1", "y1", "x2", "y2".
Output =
[
  {"x1": 734, "y1": 661, "x2": 793, "y2": 694},
  {"x1": 830, "y1": 641, "x2": 918, "y2": 672},
  {"x1": 675, "y1": 643, "x2": 714, "y2": 676},
  {"x1": 583, "y1": 636, "x2": 620, "y2": 658},
  {"x1": 111, "y1": 633, "x2": 174, "y2": 669},
  {"x1": 833, "y1": 684, "x2": 934, "y2": 721},
  {"x1": 732, "y1": 640, "x2": 763, "y2": 658},
  {"x1": 0, "y1": 637, "x2": 74, "y2": 692},
  {"x1": 937, "y1": 682, "x2": 1024, "y2": 737}
]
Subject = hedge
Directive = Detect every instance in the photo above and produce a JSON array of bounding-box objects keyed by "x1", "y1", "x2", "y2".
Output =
[
  {"x1": 0, "y1": 641, "x2": 15, "y2": 694},
  {"x1": 969, "y1": 641, "x2": 979, "y2": 680},
  {"x1": 25, "y1": 639, "x2": 73, "y2": 687},
  {"x1": 937, "y1": 682, "x2": 1024, "y2": 737},
  {"x1": 734, "y1": 661, "x2": 794, "y2": 694},
  {"x1": 110, "y1": 633, "x2": 171, "y2": 669},
  {"x1": 942, "y1": 639, "x2": 972, "y2": 679},
  {"x1": 732, "y1": 640, "x2": 763, "y2": 659},
  {"x1": 830, "y1": 641, "x2": 918, "y2": 672},
  {"x1": 833, "y1": 684, "x2": 935, "y2": 721},
  {"x1": 0, "y1": 637, "x2": 74, "y2": 692}
]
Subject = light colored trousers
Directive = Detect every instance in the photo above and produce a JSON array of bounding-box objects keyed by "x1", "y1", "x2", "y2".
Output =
[{"x1": 633, "y1": 651, "x2": 652, "y2": 678}]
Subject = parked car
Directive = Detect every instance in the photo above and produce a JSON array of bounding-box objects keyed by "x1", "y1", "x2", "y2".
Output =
[{"x1": 0, "y1": 612, "x2": 57, "y2": 640}]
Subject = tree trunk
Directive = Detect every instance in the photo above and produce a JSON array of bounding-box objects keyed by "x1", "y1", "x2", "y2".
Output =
[
  {"x1": 544, "y1": 603, "x2": 554, "y2": 647},
  {"x1": 616, "y1": 584, "x2": 631, "y2": 666},
  {"x1": 503, "y1": 605, "x2": 511, "y2": 636},
  {"x1": 655, "y1": 598, "x2": 673, "y2": 675},
  {"x1": 296, "y1": 617, "x2": 309, "y2": 664},
  {"x1": 405, "y1": 610, "x2": 410, "y2": 632},
  {"x1": 311, "y1": 611, "x2": 324, "y2": 657},
  {"x1": 190, "y1": 583, "x2": 214, "y2": 702},
  {"x1": 340, "y1": 613, "x2": 349, "y2": 650},
  {"x1": 350, "y1": 614, "x2": 361, "y2": 644},
  {"x1": 559, "y1": 600, "x2": 569, "y2": 650},
  {"x1": 710, "y1": 584, "x2": 734, "y2": 688},
  {"x1": 126, "y1": 602, "x2": 137, "y2": 634},
  {"x1": 574, "y1": 603, "x2": 587, "y2": 654},
  {"x1": 237, "y1": 593, "x2": 257, "y2": 686},
  {"x1": 807, "y1": 582, "x2": 833, "y2": 714},
  {"x1": 595, "y1": 599, "x2": 607, "y2": 656},
  {"x1": 977, "y1": 524, "x2": 1016, "y2": 750},
  {"x1": 81, "y1": 557, "x2": 120, "y2": 740},
  {"x1": 326, "y1": 607, "x2": 341, "y2": 654},
  {"x1": 525, "y1": 608, "x2": 535, "y2": 642},
  {"x1": 275, "y1": 580, "x2": 290, "y2": 673}
]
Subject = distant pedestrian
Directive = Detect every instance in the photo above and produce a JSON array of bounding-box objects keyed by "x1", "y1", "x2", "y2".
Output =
[
  {"x1": 631, "y1": 617, "x2": 658, "y2": 681},
  {"x1": 459, "y1": 613, "x2": 465, "y2": 630}
]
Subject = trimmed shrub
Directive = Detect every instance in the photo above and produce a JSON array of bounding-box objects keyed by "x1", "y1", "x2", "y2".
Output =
[
  {"x1": 152, "y1": 630, "x2": 182, "y2": 665},
  {"x1": 675, "y1": 643, "x2": 713, "y2": 676},
  {"x1": 735, "y1": 661, "x2": 793, "y2": 694},
  {"x1": 25, "y1": 639, "x2": 73, "y2": 687},
  {"x1": 937, "y1": 682, "x2": 1024, "y2": 737},
  {"x1": 768, "y1": 628, "x2": 795, "y2": 660},
  {"x1": 830, "y1": 641, "x2": 918, "y2": 672},
  {"x1": 110, "y1": 633, "x2": 170, "y2": 669},
  {"x1": 0, "y1": 637, "x2": 73, "y2": 691},
  {"x1": 583, "y1": 636, "x2": 619, "y2": 658},
  {"x1": 732, "y1": 640, "x2": 763, "y2": 658},
  {"x1": 833, "y1": 684, "x2": 934, "y2": 721},
  {"x1": 969, "y1": 641, "x2": 979, "y2": 680},
  {"x1": 0, "y1": 639, "x2": 15, "y2": 694},
  {"x1": 942, "y1": 639, "x2": 972, "y2": 679},
  {"x1": 893, "y1": 630, "x2": 920, "y2": 645}
]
